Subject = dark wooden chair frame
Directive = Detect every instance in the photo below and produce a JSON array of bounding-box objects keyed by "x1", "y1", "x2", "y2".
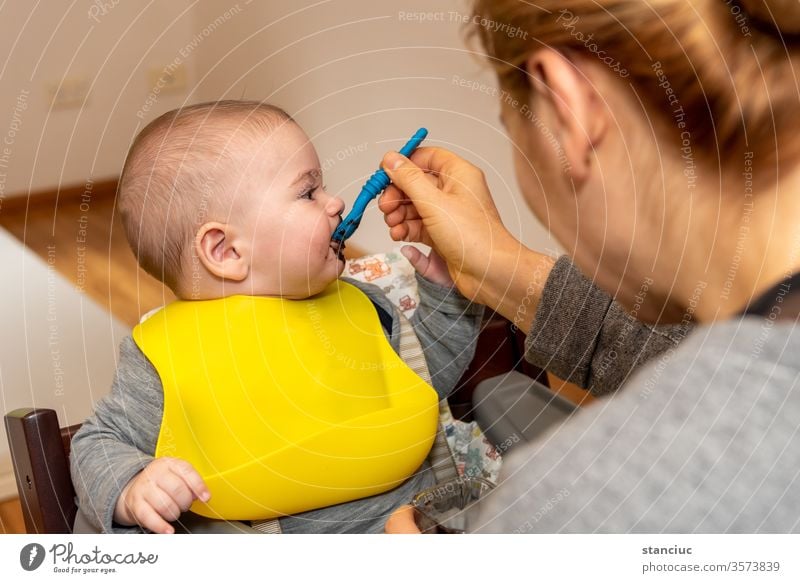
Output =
[{"x1": 4, "y1": 408, "x2": 81, "y2": 533}]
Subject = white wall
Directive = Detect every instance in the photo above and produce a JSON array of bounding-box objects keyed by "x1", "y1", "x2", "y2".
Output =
[
  {"x1": 0, "y1": 229, "x2": 128, "y2": 497},
  {"x1": 0, "y1": 228, "x2": 127, "y2": 423}
]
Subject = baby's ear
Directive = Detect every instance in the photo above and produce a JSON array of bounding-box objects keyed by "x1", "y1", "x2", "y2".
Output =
[{"x1": 195, "y1": 222, "x2": 249, "y2": 282}]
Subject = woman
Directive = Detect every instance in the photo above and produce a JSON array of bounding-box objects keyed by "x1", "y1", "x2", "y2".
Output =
[{"x1": 383, "y1": 0, "x2": 800, "y2": 532}]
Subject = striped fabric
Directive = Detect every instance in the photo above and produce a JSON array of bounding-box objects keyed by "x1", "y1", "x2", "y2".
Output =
[
  {"x1": 250, "y1": 518, "x2": 282, "y2": 534},
  {"x1": 396, "y1": 311, "x2": 460, "y2": 485}
]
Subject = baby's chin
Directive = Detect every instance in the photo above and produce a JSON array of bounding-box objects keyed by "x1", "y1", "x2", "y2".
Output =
[
  {"x1": 318, "y1": 266, "x2": 344, "y2": 291},
  {"x1": 252, "y1": 254, "x2": 344, "y2": 299},
  {"x1": 298, "y1": 269, "x2": 344, "y2": 299}
]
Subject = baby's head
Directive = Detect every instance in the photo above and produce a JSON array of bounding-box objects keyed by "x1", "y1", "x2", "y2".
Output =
[{"x1": 119, "y1": 100, "x2": 346, "y2": 301}]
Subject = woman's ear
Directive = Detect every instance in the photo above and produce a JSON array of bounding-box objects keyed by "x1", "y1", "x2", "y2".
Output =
[
  {"x1": 194, "y1": 221, "x2": 249, "y2": 282},
  {"x1": 525, "y1": 49, "x2": 607, "y2": 186}
]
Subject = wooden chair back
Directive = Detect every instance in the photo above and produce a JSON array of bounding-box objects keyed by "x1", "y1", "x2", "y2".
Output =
[{"x1": 4, "y1": 408, "x2": 81, "y2": 533}]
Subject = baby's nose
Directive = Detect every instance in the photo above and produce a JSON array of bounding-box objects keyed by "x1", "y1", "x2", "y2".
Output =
[{"x1": 327, "y1": 196, "x2": 345, "y2": 216}]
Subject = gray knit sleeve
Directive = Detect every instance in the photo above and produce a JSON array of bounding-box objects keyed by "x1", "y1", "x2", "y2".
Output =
[
  {"x1": 525, "y1": 256, "x2": 692, "y2": 395},
  {"x1": 70, "y1": 336, "x2": 163, "y2": 533},
  {"x1": 409, "y1": 275, "x2": 484, "y2": 400}
]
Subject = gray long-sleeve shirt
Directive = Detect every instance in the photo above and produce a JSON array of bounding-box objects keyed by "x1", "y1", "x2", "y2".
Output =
[
  {"x1": 472, "y1": 256, "x2": 800, "y2": 532},
  {"x1": 70, "y1": 276, "x2": 483, "y2": 534},
  {"x1": 526, "y1": 256, "x2": 693, "y2": 395}
]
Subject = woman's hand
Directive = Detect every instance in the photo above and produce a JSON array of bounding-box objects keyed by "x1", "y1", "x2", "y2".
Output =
[
  {"x1": 380, "y1": 147, "x2": 555, "y2": 331},
  {"x1": 380, "y1": 147, "x2": 515, "y2": 305}
]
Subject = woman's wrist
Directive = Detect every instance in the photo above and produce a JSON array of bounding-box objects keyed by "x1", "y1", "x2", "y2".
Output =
[{"x1": 472, "y1": 233, "x2": 555, "y2": 333}]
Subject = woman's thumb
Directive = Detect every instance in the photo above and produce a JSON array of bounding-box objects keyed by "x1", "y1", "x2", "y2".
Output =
[{"x1": 382, "y1": 151, "x2": 436, "y2": 204}]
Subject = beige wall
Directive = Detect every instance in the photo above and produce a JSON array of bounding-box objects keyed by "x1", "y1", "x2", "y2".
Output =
[
  {"x1": 0, "y1": 0, "x2": 198, "y2": 197},
  {"x1": 192, "y1": 0, "x2": 556, "y2": 253},
  {"x1": 0, "y1": 0, "x2": 556, "y2": 253}
]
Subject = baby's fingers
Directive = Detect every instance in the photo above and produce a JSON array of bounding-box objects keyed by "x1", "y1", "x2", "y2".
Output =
[
  {"x1": 145, "y1": 484, "x2": 186, "y2": 522},
  {"x1": 401, "y1": 245, "x2": 429, "y2": 274},
  {"x1": 133, "y1": 501, "x2": 176, "y2": 535},
  {"x1": 401, "y1": 246, "x2": 453, "y2": 287},
  {"x1": 167, "y1": 458, "x2": 210, "y2": 504}
]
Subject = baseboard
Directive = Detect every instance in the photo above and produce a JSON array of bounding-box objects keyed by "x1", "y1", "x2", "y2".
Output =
[{"x1": 0, "y1": 453, "x2": 18, "y2": 502}]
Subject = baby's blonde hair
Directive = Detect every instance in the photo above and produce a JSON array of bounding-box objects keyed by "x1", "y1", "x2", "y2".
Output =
[
  {"x1": 470, "y1": 0, "x2": 800, "y2": 172},
  {"x1": 118, "y1": 100, "x2": 293, "y2": 292}
]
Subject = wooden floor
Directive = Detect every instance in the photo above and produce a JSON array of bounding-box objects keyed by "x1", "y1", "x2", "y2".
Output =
[
  {"x1": 0, "y1": 498, "x2": 25, "y2": 534},
  {"x1": 0, "y1": 181, "x2": 174, "y2": 328}
]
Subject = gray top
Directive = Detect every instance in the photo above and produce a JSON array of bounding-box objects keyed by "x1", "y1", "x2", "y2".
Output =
[
  {"x1": 470, "y1": 256, "x2": 800, "y2": 532},
  {"x1": 526, "y1": 256, "x2": 693, "y2": 395},
  {"x1": 70, "y1": 276, "x2": 483, "y2": 534}
]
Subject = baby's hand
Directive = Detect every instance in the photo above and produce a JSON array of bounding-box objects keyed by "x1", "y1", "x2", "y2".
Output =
[
  {"x1": 114, "y1": 457, "x2": 210, "y2": 534},
  {"x1": 401, "y1": 245, "x2": 454, "y2": 288}
]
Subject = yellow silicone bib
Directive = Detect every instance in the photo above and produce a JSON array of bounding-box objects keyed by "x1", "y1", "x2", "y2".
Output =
[{"x1": 132, "y1": 281, "x2": 438, "y2": 520}]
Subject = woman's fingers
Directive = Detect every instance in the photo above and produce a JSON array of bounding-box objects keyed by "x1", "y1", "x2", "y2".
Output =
[
  {"x1": 378, "y1": 185, "x2": 406, "y2": 215},
  {"x1": 389, "y1": 223, "x2": 410, "y2": 242},
  {"x1": 382, "y1": 152, "x2": 441, "y2": 216},
  {"x1": 404, "y1": 146, "x2": 467, "y2": 178},
  {"x1": 382, "y1": 197, "x2": 429, "y2": 244},
  {"x1": 382, "y1": 148, "x2": 493, "y2": 219},
  {"x1": 379, "y1": 146, "x2": 509, "y2": 304},
  {"x1": 381, "y1": 174, "x2": 436, "y2": 248},
  {"x1": 382, "y1": 197, "x2": 409, "y2": 229}
]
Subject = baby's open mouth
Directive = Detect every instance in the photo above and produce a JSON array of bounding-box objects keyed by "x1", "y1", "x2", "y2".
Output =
[{"x1": 329, "y1": 239, "x2": 345, "y2": 261}]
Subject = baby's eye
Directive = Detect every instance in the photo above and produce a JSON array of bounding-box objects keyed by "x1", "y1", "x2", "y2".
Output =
[
  {"x1": 298, "y1": 186, "x2": 319, "y2": 200},
  {"x1": 298, "y1": 184, "x2": 327, "y2": 200}
]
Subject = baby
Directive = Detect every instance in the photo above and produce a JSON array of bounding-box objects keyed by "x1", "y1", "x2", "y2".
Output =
[{"x1": 70, "y1": 100, "x2": 483, "y2": 534}]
